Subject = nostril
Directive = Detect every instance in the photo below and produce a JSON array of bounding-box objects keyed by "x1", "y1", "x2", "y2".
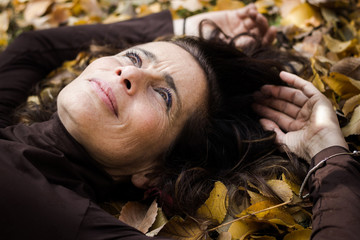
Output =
[{"x1": 124, "y1": 79, "x2": 131, "y2": 89}]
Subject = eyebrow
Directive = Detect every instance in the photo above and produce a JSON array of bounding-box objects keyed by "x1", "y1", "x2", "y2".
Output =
[{"x1": 134, "y1": 47, "x2": 182, "y2": 114}]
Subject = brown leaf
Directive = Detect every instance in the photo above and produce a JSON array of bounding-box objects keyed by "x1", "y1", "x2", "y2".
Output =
[
  {"x1": 331, "y1": 57, "x2": 360, "y2": 81},
  {"x1": 217, "y1": 231, "x2": 231, "y2": 240},
  {"x1": 159, "y1": 216, "x2": 207, "y2": 240},
  {"x1": 342, "y1": 105, "x2": 360, "y2": 136},
  {"x1": 118, "y1": 200, "x2": 158, "y2": 233},
  {"x1": 342, "y1": 94, "x2": 360, "y2": 116}
]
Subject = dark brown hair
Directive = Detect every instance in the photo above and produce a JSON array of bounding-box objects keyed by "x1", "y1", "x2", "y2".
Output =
[
  {"x1": 151, "y1": 35, "x2": 310, "y2": 218},
  {"x1": 14, "y1": 25, "x2": 310, "y2": 220}
]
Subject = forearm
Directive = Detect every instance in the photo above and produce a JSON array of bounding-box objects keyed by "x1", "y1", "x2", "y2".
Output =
[
  {"x1": 0, "y1": 11, "x2": 173, "y2": 127},
  {"x1": 309, "y1": 146, "x2": 360, "y2": 239}
]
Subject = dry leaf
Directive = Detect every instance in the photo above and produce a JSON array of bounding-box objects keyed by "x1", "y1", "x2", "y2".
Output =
[
  {"x1": 281, "y1": 174, "x2": 300, "y2": 196},
  {"x1": 322, "y1": 72, "x2": 360, "y2": 99},
  {"x1": 213, "y1": 0, "x2": 245, "y2": 11},
  {"x1": 323, "y1": 34, "x2": 357, "y2": 53},
  {"x1": 217, "y1": 231, "x2": 231, "y2": 240},
  {"x1": 0, "y1": 10, "x2": 10, "y2": 32},
  {"x1": 24, "y1": 0, "x2": 53, "y2": 23},
  {"x1": 247, "y1": 190, "x2": 269, "y2": 205},
  {"x1": 281, "y1": 3, "x2": 322, "y2": 30},
  {"x1": 196, "y1": 181, "x2": 228, "y2": 224},
  {"x1": 118, "y1": 200, "x2": 158, "y2": 233},
  {"x1": 283, "y1": 229, "x2": 312, "y2": 240},
  {"x1": 331, "y1": 57, "x2": 360, "y2": 80},
  {"x1": 171, "y1": 0, "x2": 203, "y2": 12},
  {"x1": 266, "y1": 180, "x2": 293, "y2": 202},
  {"x1": 237, "y1": 200, "x2": 300, "y2": 229},
  {"x1": 146, "y1": 208, "x2": 168, "y2": 237},
  {"x1": 159, "y1": 215, "x2": 207, "y2": 240},
  {"x1": 342, "y1": 94, "x2": 360, "y2": 116},
  {"x1": 228, "y1": 220, "x2": 263, "y2": 240},
  {"x1": 342, "y1": 105, "x2": 360, "y2": 136}
]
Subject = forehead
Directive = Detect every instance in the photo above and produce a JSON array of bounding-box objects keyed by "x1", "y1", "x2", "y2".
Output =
[{"x1": 135, "y1": 41, "x2": 208, "y2": 119}]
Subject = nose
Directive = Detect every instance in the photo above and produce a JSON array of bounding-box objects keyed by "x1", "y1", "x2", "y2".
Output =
[{"x1": 116, "y1": 66, "x2": 146, "y2": 95}]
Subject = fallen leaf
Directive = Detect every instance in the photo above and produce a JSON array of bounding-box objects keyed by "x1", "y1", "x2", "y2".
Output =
[
  {"x1": 331, "y1": 57, "x2": 360, "y2": 80},
  {"x1": 213, "y1": 0, "x2": 245, "y2": 11},
  {"x1": 322, "y1": 72, "x2": 360, "y2": 99},
  {"x1": 266, "y1": 179, "x2": 293, "y2": 202},
  {"x1": 283, "y1": 229, "x2": 312, "y2": 240},
  {"x1": 342, "y1": 94, "x2": 360, "y2": 116},
  {"x1": 228, "y1": 220, "x2": 262, "y2": 240},
  {"x1": 323, "y1": 34, "x2": 357, "y2": 53},
  {"x1": 196, "y1": 181, "x2": 228, "y2": 224},
  {"x1": 342, "y1": 105, "x2": 360, "y2": 136},
  {"x1": 281, "y1": 3, "x2": 322, "y2": 30},
  {"x1": 159, "y1": 215, "x2": 207, "y2": 240},
  {"x1": 217, "y1": 231, "x2": 231, "y2": 240},
  {"x1": 118, "y1": 200, "x2": 158, "y2": 233},
  {"x1": 24, "y1": 0, "x2": 53, "y2": 23}
]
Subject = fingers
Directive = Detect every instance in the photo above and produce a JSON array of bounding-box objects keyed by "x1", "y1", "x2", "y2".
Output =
[
  {"x1": 262, "y1": 26, "x2": 277, "y2": 45},
  {"x1": 257, "y1": 84, "x2": 309, "y2": 108},
  {"x1": 279, "y1": 71, "x2": 320, "y2": 97},
  {"x1": 253, "y1": 102, "x2": 306, "y2": 132}
]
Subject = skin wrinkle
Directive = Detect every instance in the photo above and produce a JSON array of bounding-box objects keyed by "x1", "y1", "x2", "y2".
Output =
[{"x1": 57, "y1": 41, "x2": 208, "y2": 186}]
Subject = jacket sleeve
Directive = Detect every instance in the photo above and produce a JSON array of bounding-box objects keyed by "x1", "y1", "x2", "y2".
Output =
[
  {"x1": 0, "y1": 11, "x2": 173, "y2": 128},
  {"x1": 308, "y1": 145, "x2": 360, "y2": 240}
]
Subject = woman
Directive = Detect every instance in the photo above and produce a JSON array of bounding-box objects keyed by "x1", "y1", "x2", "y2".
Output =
[{"x1": 0, "y1": 5, "x2": 359, "y2": 240}]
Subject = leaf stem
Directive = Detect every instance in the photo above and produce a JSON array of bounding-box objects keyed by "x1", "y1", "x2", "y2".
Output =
[{"x1": 207, "y1": 200, "x2": 291, "y2": 232}]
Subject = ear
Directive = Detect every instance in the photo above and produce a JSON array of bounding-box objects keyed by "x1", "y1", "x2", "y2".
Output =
[
  {"x1": 131, "y1": 170, "x2": 159, "y2": 189},
  {"x1": 131, "y1": 172, "x2": 150, "y2": 189}
]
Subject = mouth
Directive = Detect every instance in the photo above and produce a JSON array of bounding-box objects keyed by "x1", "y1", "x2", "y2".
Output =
[{"x1": 89, "y1": 79, "x2": 118, "y2": 117}]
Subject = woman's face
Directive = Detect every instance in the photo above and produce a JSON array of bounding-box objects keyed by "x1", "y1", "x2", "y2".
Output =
[{"x1": 57, "y1": 41, "x2": 207, "y2": 181}]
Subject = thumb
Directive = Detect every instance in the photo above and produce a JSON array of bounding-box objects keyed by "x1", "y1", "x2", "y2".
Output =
[{"x1": 259, "y1": 118, "x2": 286, "y2": 145}]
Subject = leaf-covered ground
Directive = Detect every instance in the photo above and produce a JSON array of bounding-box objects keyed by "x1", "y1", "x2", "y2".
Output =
[{"x1": 1, "y1": 0, "x2": 360, "y2": 239}]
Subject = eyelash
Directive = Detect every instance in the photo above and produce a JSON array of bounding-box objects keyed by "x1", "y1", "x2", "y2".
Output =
[
  {"x1": 155, "y1": 87, "x2": 172, "y2": 110},
  {"x1": 126, "y1": 51, "x2": 142, "y2": 67},
  {"x1": 125, "y1": 50, "x2": 172, "y2": 110}
]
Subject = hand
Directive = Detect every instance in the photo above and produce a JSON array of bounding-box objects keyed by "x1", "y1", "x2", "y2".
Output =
[
  {"x1": 174, "y1": 4, "x2": 276, "y2": 48},
  {"x1": 253, "y1": 71, "x2": 348, "y2": 162}
]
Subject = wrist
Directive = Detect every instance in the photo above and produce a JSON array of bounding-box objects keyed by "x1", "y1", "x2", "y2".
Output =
[
  {"x1": 306, "y1": 129, "x2": 348, "y2": 159},
  {"x1": 173, "y1": 19, "x2": 184, "y2": 36}
]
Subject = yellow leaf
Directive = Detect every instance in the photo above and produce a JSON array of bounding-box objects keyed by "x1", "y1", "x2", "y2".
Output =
[
  {"x1": 322, "y1": 72, "x2": 360, "y2": 99},
  {"x1": 342, "y1": 105, "x2": 360, "y2": 137},
  {"x1": 283, "y1": 229, "x2": 311, "y2": 240},
  {"x1": 228, "y1": 220, "x2": 262, "y2": 240},
  {"x1": 250, "y1": 235, "x2": 276, "y2": 240},
  {"x1": 343, "y1": 94, "x2": 360, "y2": 116},
  {"x1": 281, "y1": 3, "x2": 322, "y2": 29},
  {"x1": 159, "y1": 216, "x2": 207, "y2": 240},
  {"x1": 213, "y1": 0, "x2": 245, "y2": 11},
  {"x1": 281, "y1": 174, "x2": 300, "y2": 196},
  {"x1": 118, "y1": 200, "x2": 158, "y2": 234},
  {"x1": 196, "y1": 181, "x2": 228, "y2": 224},
  {"x1": 323, "y1": 34, "x2": 357, "y2": 53},
  {"x1": 146, "y1": 208, "x2": 168, "y2": 237},
  {"x1": 247, "y1": 190, "x2": 269, "y2": 205},
  {"x1": 266, "y1": 180, "x2": 293, "y2": 202},
  {"x1": 254, "y1": 0, "x2": 276, "y2": 15},
  {"x1": 237, "y1": 201, "x2": 301, "y2": 229}
]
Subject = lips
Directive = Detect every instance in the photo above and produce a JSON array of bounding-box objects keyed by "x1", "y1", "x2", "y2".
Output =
[{"x1": 89, "y1": 79, "x2": 118, "y2": 117}]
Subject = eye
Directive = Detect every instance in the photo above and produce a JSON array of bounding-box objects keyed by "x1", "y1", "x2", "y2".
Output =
[
  {"x1": 155, "y1": 87, "x2": 172, "y2": 110},
  {"x1": 126, "y1": 51, "x2": 142, "y2": 67}
]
